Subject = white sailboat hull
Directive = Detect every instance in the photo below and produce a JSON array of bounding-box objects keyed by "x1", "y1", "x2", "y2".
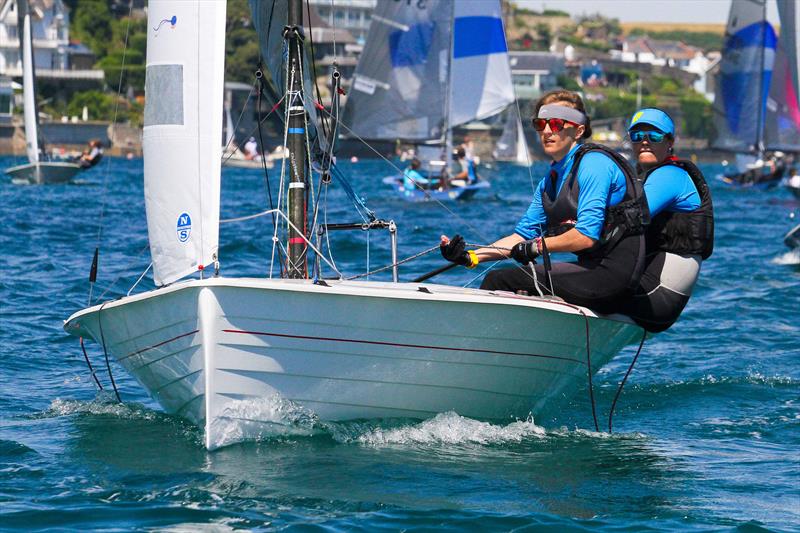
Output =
[
  {"x1": 64, "y1": 277, "x2": 642, "y2": 449},
  {"x1": 6, "y1": 161, "x2": 82, "y2": 184}
]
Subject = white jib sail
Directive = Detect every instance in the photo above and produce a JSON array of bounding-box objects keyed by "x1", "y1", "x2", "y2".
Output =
[
  {"x1": 449, "y1": 1, "x2": 515, "y2": 127},
  {"x1": 143, "y1": 0, "x2": 225, "y2": 286},
  {"x1": 20, "y1": 3, "x2": 39, "y2": 164}
]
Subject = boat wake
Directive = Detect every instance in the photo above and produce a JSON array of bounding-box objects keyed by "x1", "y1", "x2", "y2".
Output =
[
  {"x1": 772, "y1": 249, "x2": 800, "y2": 265},
  {"x1": 207, "y1": 394, "x2": 320, "y2": 450},
  {"x1": 346, "y1": 411, "x2": 546, "y2": 447},
  {"x1": 37, "y1": 394, "x2": 163, "y2": 420}
]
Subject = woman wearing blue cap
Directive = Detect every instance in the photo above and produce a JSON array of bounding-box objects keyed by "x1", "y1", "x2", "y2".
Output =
[
  {"x1": 440, "y1": 90, "x2": 648, "y2": 314},
  {"x1": 618, "y1": 108, "x2": 714, "y2": 332}
]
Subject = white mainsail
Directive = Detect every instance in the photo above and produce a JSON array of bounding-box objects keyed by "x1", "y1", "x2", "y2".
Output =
[
  {"x1": 764, "y1": 0, "x2": 800, "y2": 152},
  {"x1": 143, "y1": 1, "x2": 225, "y2": 286},
  {"x1": 18, "y1": 0, "x2": 40, "y2": 163},
  {"x1": 449, "y1": 1, "x2": 515, "y2": 127},
  {"x1": 493, "y1": 106, "x2": 530, "y2": 165}
]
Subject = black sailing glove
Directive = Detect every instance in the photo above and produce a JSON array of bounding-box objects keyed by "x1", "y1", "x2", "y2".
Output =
[
  {"x1": 440, "y1": 234, "x2": 478, "y2": 268},
  {"x1": 510, "y1": 239, "x2": 540, "y2": 264}
]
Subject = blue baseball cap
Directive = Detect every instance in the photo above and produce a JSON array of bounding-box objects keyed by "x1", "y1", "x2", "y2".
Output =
[{"x1": 628, "y1": 108, "x2": 674, "y2": 136}]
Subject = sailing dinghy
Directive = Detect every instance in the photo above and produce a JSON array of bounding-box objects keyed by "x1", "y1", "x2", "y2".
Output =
[
  {"x1": 343, "y1": 0, "x2": 520, "y2": 200},
  {"x1": 64, "y1": 0, "x2": 643, "y2": 450},
  {"x1": 714, "y1": 0, "x2": 800, "y2": 189},
  {"x1": 6, "y1": 0, "x2": 81, "y2": 185}
]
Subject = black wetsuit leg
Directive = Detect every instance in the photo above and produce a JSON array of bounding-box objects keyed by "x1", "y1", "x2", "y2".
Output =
[
  {"x1": 480, "y1": 235, "x2": 644, "y2": 314},
  {"x1": 618, "y1": 252, "x2": 691, "y2": 333}
]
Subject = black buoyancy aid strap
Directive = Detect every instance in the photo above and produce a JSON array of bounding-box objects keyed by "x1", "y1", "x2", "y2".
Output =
[
  {"x1": 567, "y1": 143, "x2": 649, "y2": 252},
  {"x1": 643, "y1": 159, "x2": 714, "y2": 259}
]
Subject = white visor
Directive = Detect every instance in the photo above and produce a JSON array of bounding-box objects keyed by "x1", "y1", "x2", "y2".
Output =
[{"x1": 537, "y1": 104, "x2": 586, "y2": 125}]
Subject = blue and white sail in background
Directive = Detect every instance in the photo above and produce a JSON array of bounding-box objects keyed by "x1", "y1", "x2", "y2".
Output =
[
  {"x1": 764, "y1": 0, "x2": 800, "y2": 153},
  {"x1": 712, "y1": 0, "x2": 777, "y2": 154},
  {"x1": 449, "y1": 2, "x2": 515, "y2": 127},
  {"x1": 343, "y1": 0, "x2": 515, "y2": 142},
  {"x1": 143, "y1": 1, "x2": 225, "y2": 286}
]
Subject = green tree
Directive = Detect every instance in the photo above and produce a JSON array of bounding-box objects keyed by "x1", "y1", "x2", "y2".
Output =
[
  {"x1": 680, "y1": 94, "x2": 714, "y2": 139},
  {"x1": 70, "y1": 0, "x2": 114, "y2": 57},
  {"x1": 226, "y1": 0, "x2": 261, "y2": 82}
]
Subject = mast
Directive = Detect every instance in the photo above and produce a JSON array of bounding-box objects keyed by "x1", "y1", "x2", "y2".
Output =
[
  {"x1": 443, "y1": 1, "x2": 455, "y2": 171},
  {"x1": 17, "y1": 0, "x2": 42, "y2": 163},
  {"x1": 286, "y1": 0, "x2": 307, "y2": 278},
  {"x1": 755, "y1": 0, "x2": 768, "y2": 157}
]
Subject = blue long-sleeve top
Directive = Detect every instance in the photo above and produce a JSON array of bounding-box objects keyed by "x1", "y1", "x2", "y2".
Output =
[
  {"x1": 642, "y1": 164, "x2": 701, "y2": 216},
  {"x1": 403, "y1": 168, "x2": 428, "y2": 190},
  {"x1": 515, "y1": 144, "x2": 628, "y2": 240}
]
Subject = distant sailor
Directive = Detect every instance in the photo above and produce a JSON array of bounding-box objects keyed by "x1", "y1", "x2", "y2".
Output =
[
  {"x1": 450, "y1": 147, "x2": 478, "y2": 187},
  {"x1": 243, "y1": 136, "x2": 260, "y2": 160},
  {"x1": 77, "y1": 139, "x2": 103, "y2": 168},
  {"x1": 403, "y1": 158, "x2": 429, "y2": 191},
  {"x1": 440, "y1": 90, "x2": 647, "y2": 314},
  {"x1": 618, "y1": 108, "x2": 714, "y2": 332}
]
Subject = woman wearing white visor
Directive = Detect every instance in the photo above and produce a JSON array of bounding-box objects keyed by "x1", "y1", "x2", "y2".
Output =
[{"x1": 441, "y1": 90, "x2": 648, "y2": 314}]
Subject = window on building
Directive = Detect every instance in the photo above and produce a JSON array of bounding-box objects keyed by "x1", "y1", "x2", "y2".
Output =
[{"x1": 0, "y1": 94, "x2": 11, "y2": 116}]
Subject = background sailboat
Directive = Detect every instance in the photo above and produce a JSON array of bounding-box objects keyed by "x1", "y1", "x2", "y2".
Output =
[
  {"x1": 712, "y1": 0, "x2": 797, "y2": 189},
  {"x1": 64, "y1": 0, "x2": 643, "y2": 450},
  {"x1": 493, "y1": 106, "x2": 530, "y2": 165},
  {"x1": 5, "y1": 0, "x2": 81, "y2": 185},
  {"x1": 764, "y1": 0, "x2": 800, "y2": 155},
  {"x1": 342, "y1": 0, "x2": 515, "y2": 198}
]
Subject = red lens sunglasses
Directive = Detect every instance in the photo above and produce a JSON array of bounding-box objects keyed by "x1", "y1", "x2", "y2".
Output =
[{"x1": 532, "y1": 117, "x2": 580, "y2": 132}]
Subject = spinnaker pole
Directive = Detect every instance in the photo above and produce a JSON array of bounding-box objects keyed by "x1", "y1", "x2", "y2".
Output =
[{"x1": 286, "y1": 0, "x2": 308, "y2": 278}]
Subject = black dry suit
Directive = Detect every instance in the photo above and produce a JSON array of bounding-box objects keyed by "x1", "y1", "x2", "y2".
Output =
[
  {"x1": 619, "y1": 159, "x2": 714, "y2": 333},
  {"x1": 481, "y1": 143, "x2": 649, "y2": 314},
  {"x1": 642, "y1": 159, "x2": 714, "y2": 260}
]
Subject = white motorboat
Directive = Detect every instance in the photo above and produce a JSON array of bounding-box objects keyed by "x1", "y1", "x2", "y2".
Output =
[
  {"x1": 6, "y1": 0, "x2": 80, "y2": 185},
  {"x1": 64, "y1": 0, "x2": 643, "y2": 450}
]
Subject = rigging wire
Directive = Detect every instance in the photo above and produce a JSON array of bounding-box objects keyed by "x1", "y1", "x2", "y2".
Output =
[
  {"x1": 255, "y1": 69, "x2": 280, "y2": 260},
  {"x1": 88, "y1": 0, "x2": 135, "y2": 306},
  {"x1": 80, "y1": 337, "x2": 104, "y2": 391},
  {"x1": 608, "y1": 330, "x2": 647, "y2": 433},
  {"x1": 97, "y1": 303, "x2": 121, "y2": 403}
]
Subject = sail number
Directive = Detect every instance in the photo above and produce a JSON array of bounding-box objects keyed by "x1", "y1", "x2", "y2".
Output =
[{"x1": 394, "y1": 0, "x2": 427, "y2": 9}]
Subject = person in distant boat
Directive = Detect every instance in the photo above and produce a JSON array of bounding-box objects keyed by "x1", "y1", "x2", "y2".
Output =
[
  {"x1": 787, "y1": 166, "x2": 800, "y2": 189},
  {"x1": 403, "y1": 158, "x2": 429, "y2": 191},
  {"x1": 243, "y1": 136, "x2": 260, "y2": 160},
  {"x1": 617, "y1": 108, "x2": 714, "y2": 332},
  {"x1": 440, "y1": 89, "x2": 647, "y2": 314},
  {"x1": 76, "y1": 139, "x2": 103, "y2": 168},
  {"x1": 450, "y1": 147, "x2": 478, "y2": 187}
]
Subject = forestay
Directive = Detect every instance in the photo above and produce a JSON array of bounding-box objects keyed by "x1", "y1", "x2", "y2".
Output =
[
  {"x1": 764, "y1": 0, "x2": 800, "y2": 152},
  {"x1": 712, "y1": 0, "x2": 776, "y2": 153},
  {"x1": 18, "y1": 0, "x2": 40, "y2": 163},
  {"x1": 143, "y1": 1, "x2": 225, "y2": 286}
]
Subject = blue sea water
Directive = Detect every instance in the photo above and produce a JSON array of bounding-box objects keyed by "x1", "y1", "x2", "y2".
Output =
[{"x1": 1, "y1": 155, "x2": 798, "y2": 531}]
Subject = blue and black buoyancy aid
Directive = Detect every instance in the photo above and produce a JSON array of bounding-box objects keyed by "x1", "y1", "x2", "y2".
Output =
[
  {"x1": 540, "y1": 143, "x2": 650, "y2": 258},
  {"x1": 641, "y1": 159, "x2": 714, "y2": 260}
]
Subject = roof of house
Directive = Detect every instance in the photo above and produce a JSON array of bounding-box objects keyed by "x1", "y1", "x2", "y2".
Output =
[{"x1": 508, "y1": 51, "x2": 565, "y2": 72}]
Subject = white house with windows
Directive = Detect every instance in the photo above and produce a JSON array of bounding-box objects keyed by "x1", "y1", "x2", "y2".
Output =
[
  {"x1": 309, "y1": 0, "x2": 376, "y2": 44},
  {"x1": 0, "y1": 0, "x2": 103, "y2": 81}
]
